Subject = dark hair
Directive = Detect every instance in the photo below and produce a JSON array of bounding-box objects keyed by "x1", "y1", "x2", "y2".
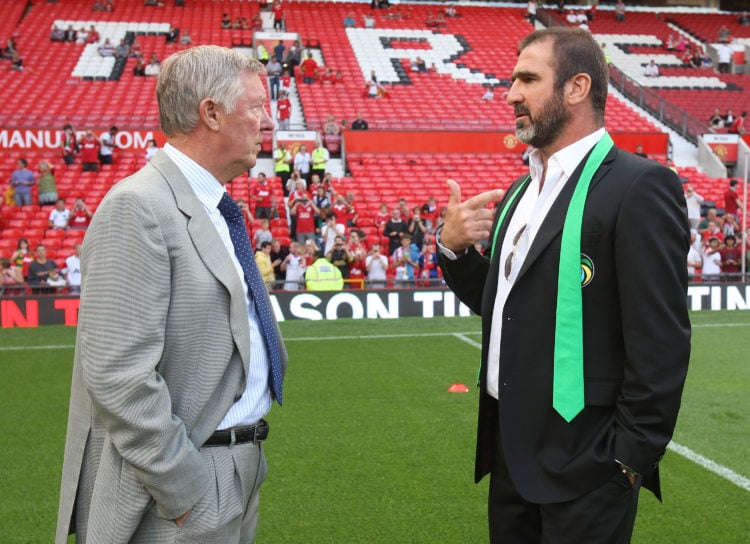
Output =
[
  {"x1": 260, "y1": 241, "x2": 272, "y2": 249},
  {"x1": 17, "y1": 158, "x2": 28, "y2": 168},
  {"x1": 519, "y1": 27, "x2": 608, "y2": 123}
]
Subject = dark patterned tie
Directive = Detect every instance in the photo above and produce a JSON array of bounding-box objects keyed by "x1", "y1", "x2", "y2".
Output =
[{"x1": 217, "y1": 192, "x2": 283, "y2": 404}]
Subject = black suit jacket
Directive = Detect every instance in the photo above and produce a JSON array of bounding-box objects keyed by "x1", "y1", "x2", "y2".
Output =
[{"x1": 439, "y1": 145, "x2": 691, "y2": 503}]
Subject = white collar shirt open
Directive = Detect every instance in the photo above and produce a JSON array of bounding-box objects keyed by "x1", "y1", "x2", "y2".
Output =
[{"x1": 485, "y1": 128, "x2": 604, "y2": 399}]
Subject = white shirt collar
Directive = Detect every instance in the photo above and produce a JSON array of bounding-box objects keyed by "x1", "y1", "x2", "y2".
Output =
[
  {"x1": 162, "y1": 142, "x2": 226, "y2": 210},
  {"x1": 528, "y1": 128, "x2": 606, "y2": 185}
]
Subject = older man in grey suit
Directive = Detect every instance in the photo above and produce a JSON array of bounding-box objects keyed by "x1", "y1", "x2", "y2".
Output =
[{"x1": 56, "y1": 46, "x2": 286, "y2": 543}]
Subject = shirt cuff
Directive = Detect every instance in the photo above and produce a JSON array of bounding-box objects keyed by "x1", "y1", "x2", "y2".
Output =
[{"x1": 435, "y1": 227, "x2": 466, "y2": 261}]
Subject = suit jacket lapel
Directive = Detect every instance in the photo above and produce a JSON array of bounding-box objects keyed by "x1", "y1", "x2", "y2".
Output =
[
  {"x1": 515, "y1": 146, "x2": 616, "y2": 282},
  {"x1": 149, "y1": 151, "x2": 251, "y2": 374},
  {"x1": 491, "y1": 175, "x2": 533, "y2": 265}
]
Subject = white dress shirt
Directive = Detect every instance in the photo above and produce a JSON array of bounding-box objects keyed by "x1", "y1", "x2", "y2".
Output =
[
  {"x1": 439, "y1": 129, "x2": 605, "y2": 399},
  {"x1": 163, "y1": 143, "x2": 272, "y2": 427}
]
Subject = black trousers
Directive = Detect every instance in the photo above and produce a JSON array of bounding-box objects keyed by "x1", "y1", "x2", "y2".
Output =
[{"x1": 489, "y1": 424, "x2": 640, "y2": 544}]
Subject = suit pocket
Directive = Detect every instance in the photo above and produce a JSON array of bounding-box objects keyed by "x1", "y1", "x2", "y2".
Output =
[{"x1": 585, "y1": 380, "x2": 622, "y2": 406}]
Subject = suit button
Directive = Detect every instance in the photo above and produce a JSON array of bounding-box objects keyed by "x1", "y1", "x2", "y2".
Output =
[{"x1": 234, "y1": 394, "x2": 243, "y2": 402}]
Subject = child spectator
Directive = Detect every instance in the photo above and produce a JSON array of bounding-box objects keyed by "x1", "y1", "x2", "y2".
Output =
[
  {"x1": 1, "y1": 257, "x2": 20, "y2": 292},
  {"x1": 255, "y1": 241, "x2": 276, "y2": 285},
  {"x1": 46, "y1": 267, "x2": 68, "y2": 292},
  {"x1": 49, "y1": 198, "x2": 70, "y2": 230},
  {"x1": 10, "y1": 238, "x2": 32, "y2": 283},
  {"x1": 253, "y1": 218, "x2": 273, "y2": 250}
]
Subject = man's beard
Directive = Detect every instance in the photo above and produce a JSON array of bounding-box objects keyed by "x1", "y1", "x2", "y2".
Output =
[{"x1": 515, "y1": 90, "x2": 570, "y2": 149}]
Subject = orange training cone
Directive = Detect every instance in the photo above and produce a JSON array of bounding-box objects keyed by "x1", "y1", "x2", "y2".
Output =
[{"x1": 447, "y1": 383, "x2": 470, "y2": 393}]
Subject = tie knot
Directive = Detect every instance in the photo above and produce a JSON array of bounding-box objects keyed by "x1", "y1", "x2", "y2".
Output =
[{"x1": 217, "y1": 192, "x2": 242, "y2": 220}]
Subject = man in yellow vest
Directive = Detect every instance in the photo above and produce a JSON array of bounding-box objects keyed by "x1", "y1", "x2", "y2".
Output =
[
  {"x1": 274, "y1": 142, "x2": 292, "y2": 196},
  {"x1": 305, "y1": 250, "x2": 344, "y2": 290},
  {"x1": 256, "y1": 42, "x2": 269, "y2": 65},
  {"x1": 311, "y1": 141, "x2": 329, "y2": 183}
]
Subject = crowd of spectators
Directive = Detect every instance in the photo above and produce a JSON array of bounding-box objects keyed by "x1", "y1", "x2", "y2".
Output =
[
  {"x1": 5, "y1": 153, "x2": 749, "y2": 293},
  {"x1": 686, "y1": 179, "x2": 749, "y2": 282},
  {"x1": 1, "y1": 237, "x2": 83, "y2": 296},
  {"x1": 709, "y1": 108, "x2": 746, "y2": 133},
  {"x1": 5, "y1": 2, "x2": 750, "y2": 297},
  {"x1": 235, "y1": 161, "x2": 451, "y2": 290},
  {"x1": 1, "y1": 123, "x2": 103, "y2": 294},
  {"x1": 49, "y1": 16, "x2": 189, "y2": 79}
]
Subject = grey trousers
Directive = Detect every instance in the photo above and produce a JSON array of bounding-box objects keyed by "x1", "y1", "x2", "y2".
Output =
[{"x1": 76, "y1": 441, "x2": 267, "y2": 543}]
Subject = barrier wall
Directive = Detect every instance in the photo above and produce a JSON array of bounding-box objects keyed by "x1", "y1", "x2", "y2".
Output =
[
  {"x1": 343, "y1": 130, "x2": 671, "y2": 156},
  {"x1": 2, "y1": 283, "x2": 749, "y2": 328},
  {"x1": 0, "y1": 128, "x2": 673, "y2": 156}
]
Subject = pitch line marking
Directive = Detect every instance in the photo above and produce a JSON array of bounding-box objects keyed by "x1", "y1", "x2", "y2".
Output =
[
  {"x1": 668, "y1": 442, "x2": 750, "y2": 492},
  {"x1": 0, "y1": 319, "x2": 747, "y2": 351},
  {"x1": 452, "y1": 333, "x2": 483, "y2": 349},
  {"x1": 454, "y1": 329, "x2": 750, "y2": 494},
  {"x1": 0, "y1": 344, "x2": 75, "y2": 351},
  {"x1": 0, "y1": 331, "x2": 484, "y2": 351}
]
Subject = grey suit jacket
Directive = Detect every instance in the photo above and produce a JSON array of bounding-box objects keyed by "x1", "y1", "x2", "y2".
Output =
[{"x1": 56, "y1": 151, "x2": 287, "y2": 543}]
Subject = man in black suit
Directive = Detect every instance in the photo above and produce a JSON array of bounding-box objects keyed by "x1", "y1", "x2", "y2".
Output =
[{"x1": 437, "y1": 27, "x2": 690, "y2": 543}]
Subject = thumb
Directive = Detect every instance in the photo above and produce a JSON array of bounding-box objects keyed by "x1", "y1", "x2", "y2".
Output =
[{"x1": 447, "y1": 179, "x2": 462, "y2": 207}]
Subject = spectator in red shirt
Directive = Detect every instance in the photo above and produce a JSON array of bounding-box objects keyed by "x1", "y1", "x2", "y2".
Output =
[
  {"x1": 348, "y1": 229, "x2": 368, "y2": 254},
  {"x1": 69, "y1": 197, "x2": 93, "y2": 229},
  {"x1": 280, "y1": 72, "x2": 291, "y2": 94},
  {"x1": 375, "y1": 203, "x2": 390, "y2": 235},
  {"x1": 290, "y1": 192, "x2": 320, "y2": 244},
  {"x1": 332, "y1": 194, "x2": 350, "y2": 231},
  {"x1": 276, "y1": 90, "x2": 292, "y2": 130},
  {"x1": 723, "y1": 179, "x2": 744, "y2": 221},
  {"x1": 79, "y1": 130, "x2": 101, "y2": 172},
  {"x1": 728, "y1": 112, "x2": 747, "y2": 135},
  {"x1": 272, "y1": 0, "x2": 285, "y2": 31},
  {"x1": 251, "y1": 172, "x2": 274, "y2": 219},
  {"x1": 720, "y1": 235, "x2": 742, "y2": 280},
  {"x1": 700, "y1": 219, "x2": 724, "y2": 246},
  {"x1": 344, "y1": 193, "x2": 359, "y2": 227},
  {"x1": 300, "y1": 52, "x2": 318, "y2": 84},
  {"x1": 319, "y1": 67, "x2": 335, "y2": 85}
]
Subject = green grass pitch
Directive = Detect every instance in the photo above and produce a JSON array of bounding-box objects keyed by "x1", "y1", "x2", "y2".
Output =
[{"x1": 0, "y1": 311, "x2": 748, "y2": 543}]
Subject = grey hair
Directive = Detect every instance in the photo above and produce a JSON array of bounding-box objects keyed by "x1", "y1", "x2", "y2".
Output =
[{"x1": 157, "y1": 45, "x2": 265, "y2": 137}]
